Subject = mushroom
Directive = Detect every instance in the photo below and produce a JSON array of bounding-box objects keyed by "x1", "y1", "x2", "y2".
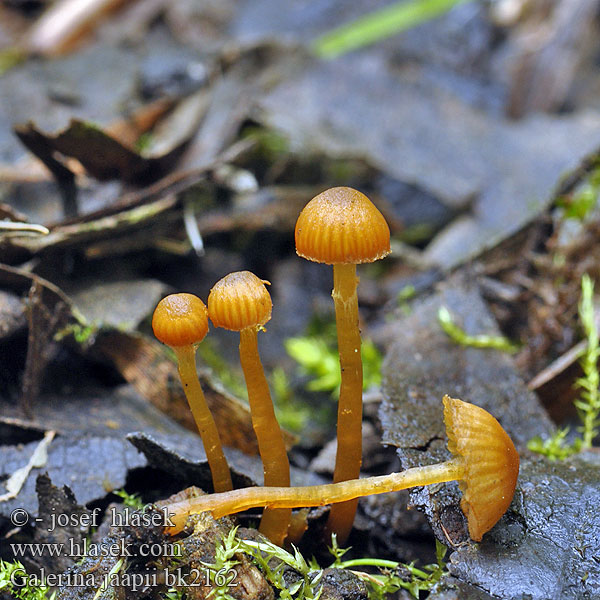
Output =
[
  {"x1": 152, "y1": 293, "x2": 232, "y2": 493},
  {"x1": 294, "y1": 186, "x2": 391, "y2": 542},
  {"x1": 208, "y1": 271, "x2": 291, "y2": 545},
  {"x1": 163, "y1": 396, "x2": 520, "y2": 543}
]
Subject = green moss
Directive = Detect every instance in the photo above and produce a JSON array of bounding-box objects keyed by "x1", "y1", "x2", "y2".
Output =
[
  {"x1": 438, "y1": 306, "x2": 519, "y2": 353},
  {"x1": 529, "y1": 274, "x2": 600, "y2": 459}
]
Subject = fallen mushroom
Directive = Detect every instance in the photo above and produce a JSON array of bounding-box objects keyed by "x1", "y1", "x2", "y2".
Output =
[
  {"x1": 152, "y1": 293, "x2": 233, "y2": 492},
  {"x1": 295, "y1": 186, "x2": 391, "y2": 543},
  {"x1": 208, "y1": 271, "x2": 291, "y2": 545},
  {"x1": 163, "y1": 396, "x2": 520, "y2": 543}
]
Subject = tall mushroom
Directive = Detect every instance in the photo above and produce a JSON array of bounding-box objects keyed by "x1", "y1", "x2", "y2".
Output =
[
  {"x1": 164, "y1": 396, "x2": 520, "y2": 542},
  {"x1": 294, "y1": 186, "x2": 391, "y2": 542},
  {"x1": 152, "y1": 293, "x2": 232, "y2": 493},
  {"x1": 208, "y1": 271, "x2": 291, "y2": 545}
]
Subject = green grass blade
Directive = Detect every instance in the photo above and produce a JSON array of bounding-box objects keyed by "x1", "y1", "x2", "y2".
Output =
[{"x1": 312, "y1": 0, "x2": 469, "y2": 58}]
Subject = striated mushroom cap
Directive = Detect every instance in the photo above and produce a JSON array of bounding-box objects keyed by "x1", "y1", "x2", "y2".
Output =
[
  {"x1": 295, "y1": 187, "x2": 391, "y2": 265},
  {"x1": 152, "y1": 293, "x2": 209, "y2": 347},
  {"x1": 208, "y1": 271, "x2": 272, "y2": 332},
  {"x1": 443, "y1": 395, "x2": 520, "y2": 542}
]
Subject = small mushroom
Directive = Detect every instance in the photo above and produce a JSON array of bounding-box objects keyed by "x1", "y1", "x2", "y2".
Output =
[
  {"x1": 163, "y1": 396, "x2": 520, "y2": 543},
  {"x1": 152, "y1": 293, "x2": 232, "y2": 493},
  {"x1": 208, "y1": 271, "x2": 291, "y2": 545},
  {"x1": 295, "y1": 186, "x2": 391, "y2": 543}
]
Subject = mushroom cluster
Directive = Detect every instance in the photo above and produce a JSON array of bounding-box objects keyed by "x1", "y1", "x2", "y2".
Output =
[{"x1": 151, "y1": 187, "x2": 520, "y2": 546}]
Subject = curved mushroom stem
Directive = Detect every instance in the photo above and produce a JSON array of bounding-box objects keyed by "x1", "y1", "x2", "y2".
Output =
[
  {"x1": 239, "y1": 326, "x2": 291, "y2": 545},
  {"x1": 173, "y1": 345, "x2": 232, "y2": 493},
  {"x1": 163, "y1": 458, "x2": 465, "y2": 536},
  {"x1": 327, "y1": 262, "x2": 363, "y2": 543}
]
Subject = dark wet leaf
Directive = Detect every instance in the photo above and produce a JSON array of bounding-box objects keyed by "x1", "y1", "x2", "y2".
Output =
[
  {"x1": 69, "y1": 278, "x2": 168, "y2": 331},
  {"x1": 429, "y1": 576, "x2": 497, "y2": 600},
  {"x1": 14, "y1": 119, "x2": 181, "y2": 183},
  {"x1": 128, "y1": 432, "x2": 259, "y2": 492},
  {"x1": 128, "y1": 431, "x2": 326, "y2": 490},
  {"x1": 0, "y1": 433, "x2": 143, "y2": 521},
  {"x1": 0, "y1": 384, "x2": 191, "y2": 522}
]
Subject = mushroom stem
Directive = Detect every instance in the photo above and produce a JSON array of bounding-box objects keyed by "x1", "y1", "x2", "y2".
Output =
[
  {"x1": 173, "y1": 345, "x2": 233, "y2": 493},
  {"x1": 239, "y1": 326, "x2": 291, "y2": 545},
  {"x1": 164, "y1": 458, "x2": 464, "y2": 536},
  {"x1": 327, "y1": 262, "x2": 363, "y2": 543}
]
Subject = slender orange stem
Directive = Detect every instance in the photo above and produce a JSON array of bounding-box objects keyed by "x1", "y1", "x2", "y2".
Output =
[
  {"x1": 174, "y1": 346, "x2": 232, "y2": 493},
  {"x1": 239, "y1": 327, "x2": 291, "y2": 545},
  {"x1": 164, "y1": 459, "x2": 465, "y2": 535},
  {"x1": 326, "y1": 262, "x2": 362, "y2": 543}
]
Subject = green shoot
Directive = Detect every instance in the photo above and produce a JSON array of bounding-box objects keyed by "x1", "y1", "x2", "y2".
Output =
[
  {"x1": 54, "y1": 322, "x2": 97, "y2": 345},
  {"x1": 529, "y1": 274, "x2": 600, "y2": 459},
  {"x1": 113, "y1": 489, "x2": 145, "y2": 510},
  {"x1": 0, "y1": 560, "x2": 55, "y2": 600},
  {"x1": 575, "y1": 274, "x2": 600, "y2": 448},
  {"x1": 438, "y1": 306, "x2": 519, "y2": 353},
  {"x1": 285, "y1": 335, "x2": 382, "y2": 396},
  {"x1": 312, "y1": 0, "x2": 469, "y2": 58}
]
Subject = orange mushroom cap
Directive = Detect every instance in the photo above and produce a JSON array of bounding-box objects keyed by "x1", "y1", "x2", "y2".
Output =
[
  {"x1": 208, "y1": 271, "x2": 272, "y2": 331},
  {"x1": 152, "y1": 293, "x2": 209, "y2": 347},
  {"x1": 443, "y1": 395, "x2": 520, "y2": 541},
  {"x1": 295, "y1": 187, "x2": 391, "y2": 265}
]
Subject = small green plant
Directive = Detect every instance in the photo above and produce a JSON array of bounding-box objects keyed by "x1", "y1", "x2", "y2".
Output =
[
  {"x1": 527, "y1": 426, "x2": 580, "y2": 461},
  {"x1": 200, "y1": 527, "x2": 242, "y2": 600},
  {"x1": 574, "y1": 274, "x2": 600, "y2": 448},
  {"x1": 113, "y1": 489, "x2": 145, "y2": 510},
  {"x1": 327, "y1": 535, "x2": 447, "y2": 600},
  {"x1": 312, "y1": 0, "x2": 469, "y2": 58},
  {"x1": 54, "y1": 321, "x2": 97, "y2": 345},
  {"x1": 0, "y1": 560, "x2": 56, "y2": 600},
  {"x1": 528, "y1": 274, "x2": 600, "y2": 459},
  {"x1": 238, "y1": 537, "x2": 323, "y2": 600},
  {"x1": 285, "y1": 335, "x2": 382, "y2": 396},
  {"x1": 438, "y1": 306, "x2": 519, "y2": 353},
  {"x1": 557, "y1": 167, "x2": 600, "y2": 221},
  {"x1": 162, "y1": 588, "x2": 186, "y2": 600}
]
